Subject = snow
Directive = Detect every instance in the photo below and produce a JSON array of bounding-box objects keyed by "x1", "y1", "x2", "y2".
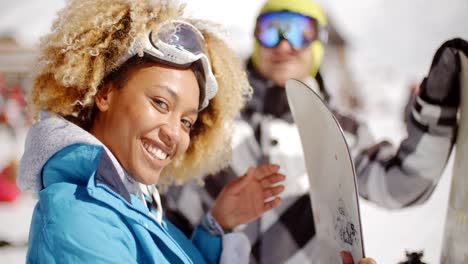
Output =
[
  {"x1": 0, "y1": 0, "x2": 467, "y2": 263},
  {"x1": 0, "y1": 194, "x2": 35, "y2": 263}
]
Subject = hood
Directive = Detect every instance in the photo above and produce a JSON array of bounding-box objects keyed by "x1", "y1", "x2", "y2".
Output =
[
  {"x1": 243, "y1": 60, "x2": 328, "y2": 121},
  {"x1": 17, "y1": 113, "x2": 108, "y2": 196}
]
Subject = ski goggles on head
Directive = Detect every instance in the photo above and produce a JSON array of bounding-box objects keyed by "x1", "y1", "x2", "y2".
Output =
[
  {"x1": 255, "y1": 11, "x2": 327, "y2": 50},
  {"x1": 121, "y1": 20, "x2": 218, "y2": 110}
]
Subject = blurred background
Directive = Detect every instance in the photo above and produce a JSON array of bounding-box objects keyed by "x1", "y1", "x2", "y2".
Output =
[{"x1": 0, "y1": 0, "x2": 467, "y2": 263}]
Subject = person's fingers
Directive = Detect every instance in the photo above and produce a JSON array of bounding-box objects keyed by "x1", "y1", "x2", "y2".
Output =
[
  {"x1": 263, "y1": 197, "x2": 281, "y2": 211},
  {"x1": 262, "y1": 185, "x2": 284, "y2": 200},
  {"x1": 224, "y1": 164, "x2": 281, "y2": 193},
  {"x1": 225, "y1": 167, "x2": 255, "y2": 193},
  {"x1": 340, "y1": 251, "x2": 377, "y2": 264},
  {"x1": 254, "y1": 164, "x2": 280, "y2": 180},
  {"x1": 260, "y1": 173, "x2": 285, "y2": 188},
  {"x1": 340, "y1": 251, "x2": 354, "y2": 264},
  {"x1": 359, "y1": 258, "x2": 377, "y2": 264}
]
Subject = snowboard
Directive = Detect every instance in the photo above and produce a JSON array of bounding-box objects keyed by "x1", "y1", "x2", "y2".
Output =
[
  {"x1": 285, "y1": 79, "x2": 365, "y2": 263},
  {"x1": 440, "y1": 51, "x2": 468, "y2": 263}
]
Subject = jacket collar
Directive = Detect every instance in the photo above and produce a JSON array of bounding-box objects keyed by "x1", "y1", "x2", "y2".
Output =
[
  {"x1": 95, "y1": 149, "x2": 132, "y2": 203},
  {"x1": 244, "y1": 59, "x2": 328, "y2": 121},
  {"x1": 245, "y1": 59, "x2": 292, "y2": 120}
]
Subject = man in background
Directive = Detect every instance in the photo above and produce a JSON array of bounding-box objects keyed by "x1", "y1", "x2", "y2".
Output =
[{"x1": 162, "y1": 0, "x2": 464, "y2": 262}]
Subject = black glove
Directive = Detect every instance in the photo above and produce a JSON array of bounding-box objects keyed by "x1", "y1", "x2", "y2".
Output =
[{"x1": 420, "y1": 38, "x2": 468, "y2": 107}]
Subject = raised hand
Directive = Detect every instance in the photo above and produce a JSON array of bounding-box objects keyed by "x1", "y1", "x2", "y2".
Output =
[
  {"x1": 210, "y1": 164, "x2": 285, "y2": 231},
  {"x1": 420, "y1": 38, "x2": 468, "y2": 106}
]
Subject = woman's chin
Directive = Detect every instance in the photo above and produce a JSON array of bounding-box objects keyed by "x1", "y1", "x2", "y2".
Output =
[{"x1": 130, "y1": 168, "x2": 161, "y2": 185}]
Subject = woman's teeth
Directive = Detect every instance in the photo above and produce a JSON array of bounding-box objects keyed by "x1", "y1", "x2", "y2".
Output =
[{"x1": 143, "y1": 143, "x2": 168, "y2": 160}]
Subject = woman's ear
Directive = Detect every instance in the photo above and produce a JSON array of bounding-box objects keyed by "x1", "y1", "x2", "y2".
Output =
[{"x1": 94, "y1": 83, "x2": 115, "y2": 112}]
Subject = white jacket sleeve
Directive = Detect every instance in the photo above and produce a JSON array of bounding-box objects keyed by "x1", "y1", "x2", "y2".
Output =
[{"x1": 353, "y1": 94, "x2": 457, "y2": 209}]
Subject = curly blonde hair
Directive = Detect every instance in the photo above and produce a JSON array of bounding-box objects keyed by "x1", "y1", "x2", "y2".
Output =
[{"x1": 29, "y1": 0, "x2": 252, "y2": 184}]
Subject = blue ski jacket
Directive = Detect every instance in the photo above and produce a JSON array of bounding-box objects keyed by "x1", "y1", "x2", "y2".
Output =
[{"x1": 18, "y1": 115, "x2": 224, "y2": 264}]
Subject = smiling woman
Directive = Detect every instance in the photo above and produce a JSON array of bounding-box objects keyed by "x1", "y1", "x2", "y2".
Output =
[
  {"x1": 90, "y1": 59, "x2": 202, "y2": 185},
  {"x1": 16, "y1": 0, "x2": 286, "y2": 263}
]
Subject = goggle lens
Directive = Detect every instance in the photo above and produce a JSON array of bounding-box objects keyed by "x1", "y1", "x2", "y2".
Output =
[
  {"x1": 255, "y1": 11, "x2": 320, "y2": 50},
  {"x1": 153, "y1": 22, "x2": 207, "y2": 56},
  {"x1": 145, "y1": 20, "x2": 217, "y2": 110}
]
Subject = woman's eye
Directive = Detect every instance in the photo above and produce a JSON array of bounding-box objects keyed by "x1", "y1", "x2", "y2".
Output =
[
  {"x1": 153, "y1": 98, "x2": 169, "y2": 111},
  {"x1": 181, "y1": 119, "x2": 193, "y2": 130}
]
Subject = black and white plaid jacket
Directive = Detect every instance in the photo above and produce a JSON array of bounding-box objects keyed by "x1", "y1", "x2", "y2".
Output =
[{"x1": 161, "y1": 60, "x2": 457, "y2": 264}]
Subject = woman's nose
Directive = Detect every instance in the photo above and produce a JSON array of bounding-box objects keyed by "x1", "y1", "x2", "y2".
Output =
[{"x1": 159, "y1": 123, "x2": 179, "y2": 148}]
